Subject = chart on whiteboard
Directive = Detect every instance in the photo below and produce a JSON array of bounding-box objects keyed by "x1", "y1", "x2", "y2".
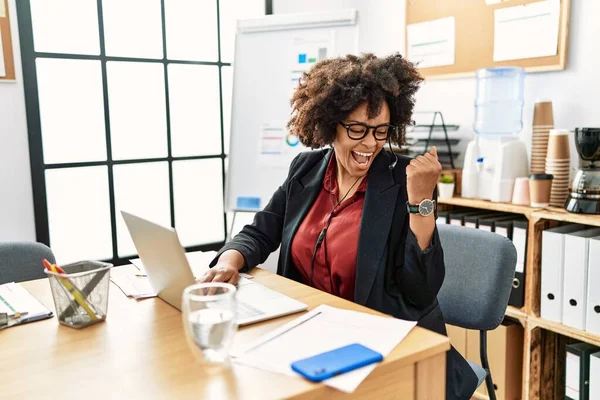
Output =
[
  {"x1": 258, "y1": 121, "x2": 306, "y2": 168},
  {"x1": 289, "y1": 33, "x2": 335, "y2": 95}
]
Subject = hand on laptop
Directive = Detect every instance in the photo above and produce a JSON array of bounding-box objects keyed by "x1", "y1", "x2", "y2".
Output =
[
  {"x1": 199, "y1": 264, "x2": 240, "y2": 285},
  {"x1": 198, "y1": 249, "x2": 245, "y2": 286}
]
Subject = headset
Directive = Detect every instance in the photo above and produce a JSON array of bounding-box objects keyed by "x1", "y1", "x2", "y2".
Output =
[{"x1": 388, "y1": 135, "x2": 398, "y2": 170}]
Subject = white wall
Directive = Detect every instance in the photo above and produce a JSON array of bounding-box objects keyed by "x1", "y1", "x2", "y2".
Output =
[
  {"x1": 274, "y1": 0, "x2": 598, "y2": 169},
  {"x1": 0, "y1": 0, "x2": 36, "y2": 241}
]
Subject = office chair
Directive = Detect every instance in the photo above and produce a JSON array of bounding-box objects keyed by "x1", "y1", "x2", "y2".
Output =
[
  {"x1": 0, "y1": 242, "x2": 55, "y2": 284},
  {"x1": 437, "y1": 224, "x2": 517, "y2": 400}
]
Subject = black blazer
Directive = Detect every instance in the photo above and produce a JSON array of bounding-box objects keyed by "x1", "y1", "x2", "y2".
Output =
[{"x1": 212, "y1": 149, "x2": 477, "y2": 399}]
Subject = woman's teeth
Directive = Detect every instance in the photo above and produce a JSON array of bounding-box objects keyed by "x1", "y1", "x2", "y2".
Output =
[{"x1": 352, "y1": 150, "x2": 373, "y2": 165}]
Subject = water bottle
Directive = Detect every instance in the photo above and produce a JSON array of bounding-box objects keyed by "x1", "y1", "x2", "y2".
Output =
[{"x1": 473, "y1": 67, "x2": 525, "y2": 136}]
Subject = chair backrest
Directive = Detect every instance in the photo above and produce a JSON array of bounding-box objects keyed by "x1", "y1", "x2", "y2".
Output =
[
  {"x1": 0, "y1": 242, "x2": 55, "y2": 284},
  {"x1": 437, "y1": 224, "x2": 517, "y2": 331}
]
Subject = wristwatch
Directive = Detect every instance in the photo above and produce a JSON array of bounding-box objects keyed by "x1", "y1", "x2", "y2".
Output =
[{"x1": 406, "y1": 199, "x2": 436, "y2": 217}]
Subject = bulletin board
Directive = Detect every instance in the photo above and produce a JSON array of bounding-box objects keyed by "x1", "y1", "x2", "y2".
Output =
[
  {"x1": 0, "y1": 0, "x2": 16, "y2": 81},
  {"x1": 405, "y1": 0, "x2": 571, "y2": 79}
]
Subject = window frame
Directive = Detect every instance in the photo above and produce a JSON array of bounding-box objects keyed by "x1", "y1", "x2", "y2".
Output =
[{"x1": 15, "y1": 0, "x2": 249, "y2": 265}]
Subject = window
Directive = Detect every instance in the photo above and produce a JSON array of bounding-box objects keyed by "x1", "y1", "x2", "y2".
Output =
[{"x1": 17, "y1": 0, "x2": 264, "y2": 265}]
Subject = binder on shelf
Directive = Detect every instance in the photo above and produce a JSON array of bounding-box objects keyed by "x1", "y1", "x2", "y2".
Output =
[
  {"x1": 448, "y1": 210, "x2": 487, "y2": 227},
  {"x1": 590, "y1": 351, "x2": 600, "y2": 400},
  {"x1": 566, "y1": 342, "x2": 599, "y2": 400},
  {"x1": 563, "y1": 228, "x2": 600, "y2": 331},
  {"x1": 478, "y1": 214, "x2": 519, "y2": 233},
  {"x1": 540, "y1": 224, "x2": 586, "y2": 324},
  {"x1": 585, "y1": 236, "x2": 600, "y2": 335},
  {"x1": 464, "y1": 212, "x2": 499, "y2": 229},
  {"x1": 509, "y1": 218, "x2": 528, "y2": 308},
  {"x1": 494, "y1": 219, "x2": 513, "y2": 239},
  {"x1": 437, "y1": 210, "x2": 449, "y2": 225}
]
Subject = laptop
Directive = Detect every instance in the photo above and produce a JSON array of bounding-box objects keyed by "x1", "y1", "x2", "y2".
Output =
[{"x1": 120, "y1": 211, "x2": 307, "y2": 325}]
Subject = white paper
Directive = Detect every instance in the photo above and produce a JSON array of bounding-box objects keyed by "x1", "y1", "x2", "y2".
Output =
[
  {"x1": 407, "y1": 17, "x2": 455, "y2": 68},
  {"x1": 110, "y1": 264, "x2": 156, "y2": 299},
  {"x1": 0, "y1": 0, "x2": 5, "y2": 18},
  {"x1": 234, "y1": 304, "x2": 417, "y2": 393},
  {"x1": 493, "y1": 0, "x2": 560, "y2": 61},
  {"x1": 0, "y1": 29, "x2": 6, "y2": 77},
  {"x1": 0, "y1": 282, "x2": 52, "y2": 319},
  {"x1": 565, "y1": 352, "x2": 580, "y2": 400},
  {"x1": 258, "y1": 122, "x2": 305, "y2": 168}
]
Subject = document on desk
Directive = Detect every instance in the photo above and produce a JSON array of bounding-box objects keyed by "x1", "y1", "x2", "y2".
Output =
[
  {"x1": 0, "y1": 282, "x2": 53, "y2": 325},
  {"x1": 233, "y1": 304, "x2": 417, "y2": 393}
]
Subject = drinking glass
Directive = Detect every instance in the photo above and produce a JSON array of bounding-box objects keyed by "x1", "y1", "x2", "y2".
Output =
[{"x1": 182, "y1": 283, "x2": 238, "y2": 366}]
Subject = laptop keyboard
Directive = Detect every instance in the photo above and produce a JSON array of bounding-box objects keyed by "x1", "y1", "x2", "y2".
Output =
[
  {"x1": 237, "y1": 301, "x2": 265, "y2": 320},
  {"x1": 206, "y1": 299, "x2": 264, "y2": 321}
]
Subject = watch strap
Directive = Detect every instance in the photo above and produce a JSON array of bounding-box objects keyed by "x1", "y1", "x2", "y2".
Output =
[{"x1": 406, "y1": 202, "x2": 420, "y2": 213}]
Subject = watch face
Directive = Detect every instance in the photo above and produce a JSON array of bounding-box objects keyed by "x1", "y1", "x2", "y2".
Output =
[{"x1": 419, "y1": 199, "x2": 434, "y2": 216}]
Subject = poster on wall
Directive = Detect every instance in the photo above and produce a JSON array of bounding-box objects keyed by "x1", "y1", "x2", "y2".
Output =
[
  {"x1": 407, "y1": 16, "x2": 456, "y2": 68},
  {"x1": 493, "y1": 0, "x2": 560, "y2": 61},
  {"x1": 258, "y1": 121, "x2": 305, "y2": 168}
]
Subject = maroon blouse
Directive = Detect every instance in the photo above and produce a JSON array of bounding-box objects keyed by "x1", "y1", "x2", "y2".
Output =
[{"x1": 290, "y1": 154, "x2": 367, "y2": 301}]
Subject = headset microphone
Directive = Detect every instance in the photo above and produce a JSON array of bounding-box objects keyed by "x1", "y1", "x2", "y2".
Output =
[{"x1": 388, "y1": 136, "x2": 398, "y2": 170}]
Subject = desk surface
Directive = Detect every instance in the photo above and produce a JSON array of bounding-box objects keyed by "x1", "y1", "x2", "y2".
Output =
[{"x1": 1, "y1": 268, "x2": 449, "y2": 399}]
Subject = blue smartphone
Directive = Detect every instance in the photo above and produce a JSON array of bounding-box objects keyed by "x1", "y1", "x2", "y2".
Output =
[{"x1": 291, "y1": 343, "x2": 383, "y2": 382}]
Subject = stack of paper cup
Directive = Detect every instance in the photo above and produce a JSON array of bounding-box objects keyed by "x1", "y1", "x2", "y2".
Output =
[
  {"x1": 531, "y1": 100, "x2": 554, "y2": 173},
  {"x1": 545, "y1": 129, "x2": 571, "y2": 207}
]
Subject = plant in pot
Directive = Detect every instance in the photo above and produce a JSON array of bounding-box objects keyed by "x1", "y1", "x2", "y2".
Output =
[{"x1": 438, "y1": 174, "x2": 455, "y2": 199}]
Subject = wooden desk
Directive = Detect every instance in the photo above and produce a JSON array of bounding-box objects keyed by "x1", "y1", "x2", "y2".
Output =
[{"x1": 1, "y1": 268, "x2": 449, "y2": 399}]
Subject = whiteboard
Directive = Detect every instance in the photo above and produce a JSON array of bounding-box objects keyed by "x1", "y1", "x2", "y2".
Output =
[{"x1": 225, "y1": 10, "x2": 359, "y2": 212}]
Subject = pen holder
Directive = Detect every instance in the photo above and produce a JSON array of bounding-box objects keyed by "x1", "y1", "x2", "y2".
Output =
[{"x1": 45, "y1": 261, "x2": 112, "y2": 329}]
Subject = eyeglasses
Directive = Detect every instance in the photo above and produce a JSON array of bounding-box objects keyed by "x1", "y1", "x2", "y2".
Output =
[{"x1": 338, "y1": 121, "x2": 399, "y2": 141}]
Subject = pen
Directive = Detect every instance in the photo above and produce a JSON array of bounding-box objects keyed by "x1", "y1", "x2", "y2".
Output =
[
  {"x1": 43, "y1": 259, "x2": 98, "y2": 321},
  {"x1": 0, "y1": 312, "x2": 29, "y2": 330}
]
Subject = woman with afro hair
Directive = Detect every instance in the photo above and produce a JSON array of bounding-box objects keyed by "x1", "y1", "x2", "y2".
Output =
[{"x1": 205, "y1": 53, "x2": 478, "y2": 399}]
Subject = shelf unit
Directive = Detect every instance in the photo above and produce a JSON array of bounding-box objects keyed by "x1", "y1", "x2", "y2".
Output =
[{"x1": 438, "y1": 197, "x2": 600, "y2": 400}]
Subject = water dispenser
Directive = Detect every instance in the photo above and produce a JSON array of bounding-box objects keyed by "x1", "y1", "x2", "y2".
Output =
[{"x1": 462, "y1": 67, "x2": 529, "y2": 202}]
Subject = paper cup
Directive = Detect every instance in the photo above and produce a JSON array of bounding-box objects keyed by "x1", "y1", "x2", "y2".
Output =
[
  {"x1": 529, "y1": 174, "x2": 553, "y2": 207},
  {"x1": 512, "y1": 177, "x2": 530, "y2": 205},
  {"x1": 546, "y1": 129, "x2": 571, "y2": 160},
  {"x1": 533, "y1": 100, "x2": 554, "y2": 126}
]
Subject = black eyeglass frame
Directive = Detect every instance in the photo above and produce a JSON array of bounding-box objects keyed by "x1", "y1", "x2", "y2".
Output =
[{"x1": 338, "y1": 121, "x2": 399, "y2": 141}]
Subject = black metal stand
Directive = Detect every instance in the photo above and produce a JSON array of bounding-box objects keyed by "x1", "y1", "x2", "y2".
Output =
[{"x1": 406, "y1": 111, "x2": 459, "y2": 169}]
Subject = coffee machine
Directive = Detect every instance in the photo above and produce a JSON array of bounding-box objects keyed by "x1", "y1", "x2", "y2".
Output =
[{"x1": 565, "y1": 128, "x2": 600, "y2": 214}]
